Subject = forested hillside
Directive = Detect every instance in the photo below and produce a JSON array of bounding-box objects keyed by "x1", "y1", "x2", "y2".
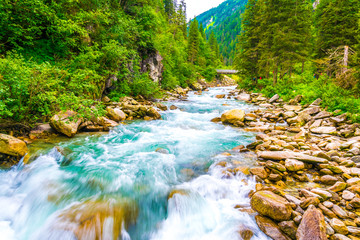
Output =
[
  {"x1": 235, "y1": 0, "x2": 360, "y2": 121},
  {"x1": 0, "y1": 0, "x2": 221, "y2": 124},
  {"x1": 196, "y1": 0, "x2": 248, "y2": 65}
]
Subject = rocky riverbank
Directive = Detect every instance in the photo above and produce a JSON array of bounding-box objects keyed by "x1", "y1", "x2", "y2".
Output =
[{"x1": 216, "y1": 89, "x2": 360, "y2": 240}]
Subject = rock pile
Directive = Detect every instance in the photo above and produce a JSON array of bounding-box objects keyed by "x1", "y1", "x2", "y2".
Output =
[{"x1": 217, "y1": 90, "x2": 360, "y2": 240}]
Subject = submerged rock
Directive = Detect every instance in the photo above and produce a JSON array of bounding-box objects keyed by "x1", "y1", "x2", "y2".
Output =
[
  {"x1": 54, "y1": 198, "x2": 138, "y2": 240},
  {"x1": 250, "y1": 191, "x2": 292, "y2": 221}
]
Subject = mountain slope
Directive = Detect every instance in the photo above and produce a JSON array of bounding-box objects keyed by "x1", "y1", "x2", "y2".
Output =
[{"x1": 196, "y1": 0, "x2": 248, "y2": 65}]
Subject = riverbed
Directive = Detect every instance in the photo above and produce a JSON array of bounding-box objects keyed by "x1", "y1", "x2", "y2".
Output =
[{"x1": 0, "y1": 87, "x2": 269, "y2": 240}]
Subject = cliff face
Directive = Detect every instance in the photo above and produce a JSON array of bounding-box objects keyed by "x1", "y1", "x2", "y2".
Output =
[{"x1": 141, "y1": 52, "x2": 164, "y2": 84}]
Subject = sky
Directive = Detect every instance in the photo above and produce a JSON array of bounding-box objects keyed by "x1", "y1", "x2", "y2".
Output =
[{"x1": 184, "y1": 0, "x2": 226, "y2": 21}]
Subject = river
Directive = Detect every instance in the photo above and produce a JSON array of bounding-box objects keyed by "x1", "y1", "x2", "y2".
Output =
[{"x1": 0, "y1": 87, "x2": 269, "y2": 240}]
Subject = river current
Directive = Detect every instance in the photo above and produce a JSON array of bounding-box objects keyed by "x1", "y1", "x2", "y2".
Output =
[{"x1": 0, "y1": 87, "x2": 269, "y2": 240}]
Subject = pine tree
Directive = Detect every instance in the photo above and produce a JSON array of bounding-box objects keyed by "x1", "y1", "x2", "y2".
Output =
[
  {"x1": 199, "y1": 23, "x2": 206, "y2": 39},
  {"x1": 315, "y1": 0, "x2": 359, "y2": 57},
  {"x1": 188, "y1": 19, "x2": 200, "y2": 64}
]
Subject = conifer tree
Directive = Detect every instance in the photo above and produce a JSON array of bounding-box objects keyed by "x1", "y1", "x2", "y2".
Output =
[
  {"x1": 188, "y1": 19, "x2": 200, "y2": 64},
  {"x1": 315, "y1": 0, "x2": 359, "y2": 57}
]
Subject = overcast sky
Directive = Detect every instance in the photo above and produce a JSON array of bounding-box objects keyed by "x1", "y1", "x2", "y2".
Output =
[{"x1": 184, "y1": 0, "x2": 226, "y2": 21}]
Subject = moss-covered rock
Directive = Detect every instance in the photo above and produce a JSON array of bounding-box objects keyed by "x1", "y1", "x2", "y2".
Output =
[{"x1": 0, "y1": 133, "x2": 29, "y2": 163}]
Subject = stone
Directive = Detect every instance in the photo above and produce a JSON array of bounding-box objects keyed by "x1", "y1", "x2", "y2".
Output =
[
  {"x1": 283, "y1": 111, "x2": 297, "y2": 119},
  {"x1": 332, "y1": 205, "x2": 348, "y2": 219},
  {"x1": 255, "y1": 216, "x2": 291, "y2": 240},
  {"x1": 170, "y1": 105, "x2": 178, "y2": 110},
  {"x1": 250, "y1": 191, "x2": 292, "y2": 221},
  {"x1": 221, "y1": 109, "x2": 245, "y2": 125},
  {"x1": 318, "y1": 203, "x2": 337, "y2": 218},
  {"x1": 238, "y1": 224, "x2": 254, "y2": 240},
  {"x1": 258, "y1": 151, "x2": 327, "y2": 164},
  {"x1": 216, "y1": 94, "x2": 226, "y2": 99},
  {"x1": 236, "y1": 93, "x2": 251, "y2": 101},
  {"x1": 320, "y1": 175, "x2": 338, "y2": 185},
  {"x1": 250, "y1": 167, "x2": 268, "y2": 179},
  {"x1": 343, "y1": 190, "x2": 356, "y2": 201},
  {"x1": 96, "y1": 117, "x2": 118, "y2": 130},
  {"x1": 331, "y1": 234, "x2": 352, "y2": 240},
  {"x1": 296, "y1": 205, "x2": 327, "y2": 240},
  {"x1": 301, "y1": 106, "x2": 321, "y2": 115},
  {"x1": 285, "y1": 159, "x2": 305, "y2": 172},
  {"x1": 348, "y1": 226, "x2": 360, "y2": 236},
  {"x1": 50, "y1": 110, "x2": 82, "y2": 137},
  {"x1": 146, "y1": 107, "x2": 162, "y2": 119},
  {"x1": 311, "y1": 189, "x2": 332, "y2": 200},
  {"x1": 311, "y1": 127, "x2": 338, "y2": 135},
  {"x1": 328, "y1": 182, "x2": 347, "y2": 192},
  {"x1": 0, "y1": 133, "x2": 29, "y2": 162},
  {"x1": 269, "y1": 94, "x2": 280, "y2": 103},
  {"x1": 29, "y1": 123, "x2": 55, "y2": 139},
  {"x1": 106, "y1": 107, "x2": 126, "y2": 122},
  {"x1": 350, "y1": 198, "x2": 360, "y2": 208},
  {"x1": 54, "y1": 198, "x2": 138, "y2": 240},
  {"x1": 279, "y1": 221, "x2": 297, "y2": 240},
  {"x1": 266, "y1": 160, "x2": 286, "y2": 172},
  {"x1": 314, "y1": 111, "x2": 332, "y2": 119},
  {"x1": 330, "y1": 218, "x2": 349, "y2": 235},
  {"x1": 284, "y1": 105, "x2": 302, "y2": 111},
  {"x1": 311, "y1": 98, "x2": 322, "y2": 106},
  {"x1": 300, "y1": 197, "x2": 320, "y2": 209}
]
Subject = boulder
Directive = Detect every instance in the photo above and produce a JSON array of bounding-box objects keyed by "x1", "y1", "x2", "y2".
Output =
[
  {"x1": 296, "y1": 205, "x2": 327, "y2": 240},
  {"x1": 250, "y1": 191, "x2": 292, "y2": 221},
  {"x1": 285, "y1": 159, "x2": 305, "y2": 172},
  {"x1": 310, "y1": 127, "x2": 337, "y2": 135},
  {"x1": 279, "y1": 221, "x2": 297, "y2": 240},
  {"x1": 255, "y1": 216, "x2": 291, "y2": 240},
  {"x1": 221, "y1": 109, "x2": 245, "y2": 125},
  {"x1": 146, "y1": 107, "x2": 162, "y2": 119},
  {"x1": 258, "y1": 151, "x2": 327, "y2": 164},
  {"x1": 236, "y1": 93, "x2": 251, "y2": 101},
  {"x1": 269, "y1": 94, "x2": 280, "y2": 103},
  {"x1": 106, "y1": 107, "x2": 126, "y2": 122},
  {"x1": 250, "y1": 167, "x2": 268, "y2": 179},
  {"x1": 54, "y1": 198, "x2": 138, "y2": 240},
  {"x1": 0, "y1": 133, "x2": 29, "y2": 163},
  {"x1": 50, "y1": 110, "x2": 82, "y2": 137}
]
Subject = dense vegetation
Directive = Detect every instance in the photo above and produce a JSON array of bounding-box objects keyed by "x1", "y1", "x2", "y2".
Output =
[
  {"x1": 235, "y1": 0, "x2": 360, "y2": 121},
  {"x1": 196, "y1": 0, "x2": 248, "y2": 65},
  {"x1": 0, "y1": 0, "x2": 221, "y2": 124}
]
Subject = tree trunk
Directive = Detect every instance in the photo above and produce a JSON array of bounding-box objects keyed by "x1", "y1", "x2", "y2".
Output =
[
  {"x1": 273, "y1": 64, "x2": 278, "y2": 85},
  {"x1": 302, "y1": 61, "x2": 305, "y2": 73},
  {"x1": 342, "y1": 45, "x2": 349, "y2": 74}
]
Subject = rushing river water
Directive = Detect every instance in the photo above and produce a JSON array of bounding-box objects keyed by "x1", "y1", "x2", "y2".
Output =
[{"x1": 0, "y1": 87, "x2": 269, "y2": 240}]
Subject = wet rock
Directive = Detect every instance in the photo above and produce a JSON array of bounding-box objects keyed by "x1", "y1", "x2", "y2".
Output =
[
  {"x1": 221, "y1": 109, "x2": 245, "y2": 125},
  {"x1": 170, "y1": 105, "x2": 178, "y2": 110},
  {"x1": 296, "y1": 205, "x2": 327, "y2": 240},
  {"x1": 96, "y1": 117, "x2": 118, "y2": 130},
  {"x1": 0, "y1": 133, "x2": 29, "y2": 163},
  {"x1": 255, "y1": 215, "x2": 291, "y2": 240},
  {"x1": 216, "y1": 94, "x2": 225, "y2": 99},
  {"x1": 106, "y1": 107, "x2": 126, "y2": 122},
  {"x1": 29, "y1": 123, "x2": 55, "y2": 139},
  {"x1": 50, "y1": 110, "x2": 82, "y2": 137},
  {"x1": 236, "y1": 93, "x2": 251, "y2": 101},
  {"x1": 55, "y1": 198, "x2": 138, "y2": 240},
  {"x1": 250, "y1": 191, "x2": 292, "y2": 221},
  {"x1": 311, "y1": 189, "x2": 332, "y2": 200},
  {"x1": 350, "y1": 198, "x2": 360, "y2": 208},
  {"x1": 250, "y1": 167, "x2": 268, "y2": 179},
  {"x1": 238, "y1": 224, "x2": 254, "y2": 240},
  {"x1": 155, "y1": 103, "x2": 168, "y2": 111},
  {"x1": 330, "y1": 218, "x2": 349, "y2": 235},
  {"x1": 285, "y1": 159, "x2": 305, "y2": 172},
  {"x1": 146, "y1": 107, "x2": 161, "y2": 119}
]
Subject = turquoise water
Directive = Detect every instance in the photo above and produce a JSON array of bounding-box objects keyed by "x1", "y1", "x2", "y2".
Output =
[{"x1": 0, "y1": 87, "x2": 269, "y2": 240}]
